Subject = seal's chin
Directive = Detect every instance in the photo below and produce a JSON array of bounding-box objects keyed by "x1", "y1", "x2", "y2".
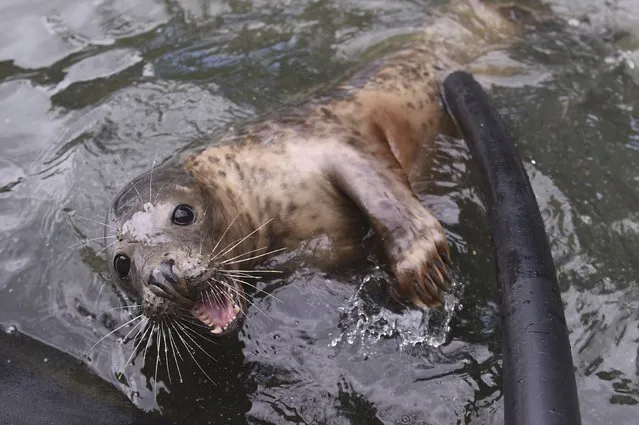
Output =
[{"x1": 190, "y1": 279, "x2": 243, "y2": 335}]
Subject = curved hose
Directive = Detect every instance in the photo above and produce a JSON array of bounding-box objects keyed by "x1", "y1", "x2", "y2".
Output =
[{"x1": 441, "y1": 71, "x2": 581, "y2": 425}]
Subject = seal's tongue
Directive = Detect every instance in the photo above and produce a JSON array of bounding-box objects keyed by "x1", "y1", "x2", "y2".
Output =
[{"x1": 191, "y1": 296, "x2": 239, "y2": 335}]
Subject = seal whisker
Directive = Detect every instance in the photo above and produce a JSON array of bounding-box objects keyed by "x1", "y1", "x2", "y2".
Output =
[
  {"x1": 176, "y1": 313, "x2": 215, "y2": 330},
  {"x1": 208, "y1": 284, "x2": 254, "y2": 327},
  {"x1": 115, "y1": 154, "x2": 145, "y2": 205},
  {"x1": 198, "y1": 205, "x2": 211, "y2": 257},
  {"x1": 166, "y1": 323, "x2": 184, "y2": 383},
  {"x1": 203, "y1": 287, "x2": 213, "y2": 304},
  {"x1": 85, "y1": 313, "x2": 144, "y2": 355},
  {"x1": 68, "y1": 213, "x2": 117, "y2": 230},
  {"x1": 223, "y1": 283, "x2": 267, "y2": 318},
  {"x1": 177, "y1": 317, "x2": 220, "y2": 345},
  {"x1": 227, "y1": 268, "x2": 282, "y2": 275},
  {"x1": 218, "y1": 269, "x2": 265, "y2": 280},
  {"x1": 121, "y1": 319, "x2": 152, "y2": 372},
  {"x1": 221, "y1": 247, "x2": 287, "y2": 265},
  {"x1": 173, "y1": 321, "x2": 218, "y2": 363},
  {"x1": 161, "y1": 320, "x2": 172, "y2": 384},
  {"x1": 221, "y1": 276, "x2": 283, "y2": 302},
  {"x1": 142, "y1": 323, "x2": 157, "y2": 368},
  {"x1": 217, "y1": 269, "x2": 260, "y2": 280},
  {"x1": 213, "y1": 218, "x2": 274, "y2": 262},
  {"x1": 213, "y1": 286, "x2": 226, "y2": 305},
  {"x1": 67, "y1": 236, "x2": 117, "y2": 249},
  {"x1": 153, "y1": 320, "x2": 162, "y2": 399},
  {"x1": 205, "y1": 284, "x2": 251, "y2": 330},
  {"x1": 198, "y1": 287, "x2": 240, "y2": 331},
  {"x1": 169, "y1": 322, "x2": 217, "y2": 386},
  {"x1": 182, "y1": 315, "x2": 221, "y2": 337},
  {"x1": 202, "y1": 287, "x2": 229, "y2": 324},
  {"x1": 219, "y1": 246, "x2": 270, "y2": 264},
  {"x1": 218, "y1": 270, "x2": 282, "y2": 302},
  {"x1": 121, "y1": 315, "x2": 148, "y2": 345},
  {"x1": 207, "y1": 287, "x2": 225, "y2": 310},
  {"x1": 96, "y1": 304, "x2": 141, "y2": 319},
  {"x1": 149, "y1": 150, "x2": 158, "y2": 205},
  {"x1": 210, "y1": 213, "x2": 241, "y2": 258},
  {"x1": 152, "y1": 182, "x2": 166, "y2": 205},
  {"x1": 213, "y1": 279, "x2": 271, "y2": 321},
  {"x1": 97, "y1": 239, "x2": 120, "y2": 256},
  {"x1": 95, "y1": 283, "x2": 106, "y2": 311}
]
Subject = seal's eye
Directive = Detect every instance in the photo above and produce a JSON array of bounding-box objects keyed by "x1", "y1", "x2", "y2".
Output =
[
  {"x1": 114, "y1": 254, "x2": 131, "y2": 280},
  {"x1": 172, "y1": 204, "x2": 196, "y2": 225}
]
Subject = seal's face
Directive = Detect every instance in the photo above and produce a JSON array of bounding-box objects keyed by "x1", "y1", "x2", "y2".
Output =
[{"x1": 106, "y1": 160, "x2": 245, "y2": 336}]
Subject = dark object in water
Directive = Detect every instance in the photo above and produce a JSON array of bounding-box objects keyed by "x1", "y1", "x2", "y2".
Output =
[
  {"x1": 441, "y1": 70, "x2": 582, "y2": 425},
  {"x1": 0, "y1": 328, "x2": 168, "y2": 425}
]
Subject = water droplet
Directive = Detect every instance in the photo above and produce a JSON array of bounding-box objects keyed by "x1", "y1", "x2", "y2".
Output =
[{"x1": 142, "y1": 63, "x2": 155, "y2": 78}]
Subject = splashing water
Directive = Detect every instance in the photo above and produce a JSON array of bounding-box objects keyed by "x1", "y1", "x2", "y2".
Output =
[{"x1": 330, "y1": 272, "x2": 462, "y2": 350}]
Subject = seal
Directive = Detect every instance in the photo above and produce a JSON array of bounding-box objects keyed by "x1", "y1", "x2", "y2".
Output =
[{"x1": 105, "y1": 0, "x2": 525, "y2": 336}]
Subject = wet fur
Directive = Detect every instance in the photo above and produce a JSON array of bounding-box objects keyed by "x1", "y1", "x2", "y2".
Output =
[{"x1": 107, "y1": 0, "x2": 525, "y2": 326}]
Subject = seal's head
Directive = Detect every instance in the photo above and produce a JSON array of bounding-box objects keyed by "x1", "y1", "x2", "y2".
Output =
[{"x1": 105, "y1": 159, "x2": 246, "y2": 336}]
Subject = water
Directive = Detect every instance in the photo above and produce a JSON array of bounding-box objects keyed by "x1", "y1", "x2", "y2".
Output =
[{"x1": 1, "y1": 0, "x2": 638, "y2": 424}]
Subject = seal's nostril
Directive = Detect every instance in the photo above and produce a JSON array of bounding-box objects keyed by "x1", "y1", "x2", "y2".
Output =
[
  {"x1": 148, "y1": 277, "x2": 175, "y2": 300},
  {"x1": 159, "y1": 259, "x2": 178, "y2": 286},
  {"x1": 148, "y1": 259, "x2": 180, "y2": 299}
]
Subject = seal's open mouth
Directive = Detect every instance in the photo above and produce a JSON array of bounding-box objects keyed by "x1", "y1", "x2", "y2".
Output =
[{"x1": 190, "y1": 280, "x2": 243, "y2": 335}]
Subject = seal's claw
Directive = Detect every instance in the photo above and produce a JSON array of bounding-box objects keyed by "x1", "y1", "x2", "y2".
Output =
[{"x1": 389, "y1": 222, "x2": 450, "y2": 309}]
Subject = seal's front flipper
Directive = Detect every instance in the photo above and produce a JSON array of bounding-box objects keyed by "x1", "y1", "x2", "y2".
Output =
[{"x1": 328, "y1": 144, "x2": 450, "y2": 308}]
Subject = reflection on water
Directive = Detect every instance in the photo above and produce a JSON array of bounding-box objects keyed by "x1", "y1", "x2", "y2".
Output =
[{"x1": 0, "y1": 0, "x2": 638, "y2": 424}]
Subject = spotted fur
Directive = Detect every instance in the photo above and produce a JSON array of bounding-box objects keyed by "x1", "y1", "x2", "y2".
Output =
[{"x1": 107, "y1": 0, "x2": 526, "y2": 324}]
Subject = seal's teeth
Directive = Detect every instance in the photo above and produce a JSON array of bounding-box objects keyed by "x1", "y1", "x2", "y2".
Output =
[
  {"x1": 210, "y1": 325, "x2": 223, "y2": 335},
  {"x1": 198, "y1": 314, "x2": 212, "y2": 326},
  {"x1": 233, "y1": 304, "x2": 240, "y2": 314}
]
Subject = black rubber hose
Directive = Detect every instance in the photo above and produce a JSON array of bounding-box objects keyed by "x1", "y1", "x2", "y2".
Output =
[{"x1": 441, "y1": 71, "x2": 581, "y2": 425}]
